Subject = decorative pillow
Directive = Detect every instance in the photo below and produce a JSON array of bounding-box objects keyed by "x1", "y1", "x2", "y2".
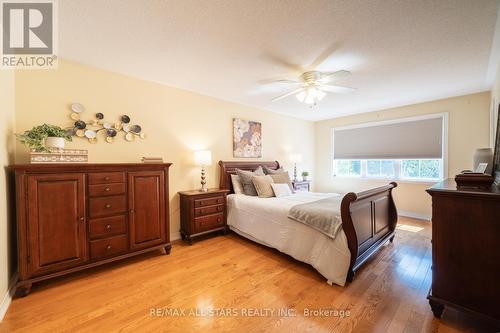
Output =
[
  {"x1": 236, "y1": 166, "x2": 265, "y2": 196},
  {"x1": 269, "y1": 172, "x2": 294, "y2": 192},
  {"x1": 271, "y1": 183, "x2": 292, "y2": 197},
  {"x1": 230, "y1": 174, "x2": 244, "y2": 194},
  {"x1": 263, "y1": 166, "x2": 285, "y2": 175},
  {"x1": 252, "y1": 175, "x2": 275, "y2": 198}
]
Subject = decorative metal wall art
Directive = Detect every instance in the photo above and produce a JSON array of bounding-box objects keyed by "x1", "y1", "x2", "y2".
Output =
[{"x1": 67, "y1": 103, "x2": 145, "y2": 144}]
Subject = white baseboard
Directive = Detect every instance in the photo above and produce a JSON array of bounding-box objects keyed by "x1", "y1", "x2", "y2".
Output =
[
  {"x1": 399, "y1": 210, "x2": 431, "y2": 221},
  {"x1": 170, "y1": 232, "x2": 181, "y2": 241},
  {"x1": 0, "y1": 273, "x2": 18, "y2": 321}
]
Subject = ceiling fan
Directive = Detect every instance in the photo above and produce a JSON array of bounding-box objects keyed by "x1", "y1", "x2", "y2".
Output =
[{"x1": 269, "y1": 70, "x2": 355, "y2": 106}]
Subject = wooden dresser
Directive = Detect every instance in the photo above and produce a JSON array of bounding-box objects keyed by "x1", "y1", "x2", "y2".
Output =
[
  {"x1": 179, "y1": 188, "x2": 229, "y2": 244},
  {"x1": 426, "y1": 180, "x2": 500, "y2": 325},
  {"x1": 11, "y1": 163, "x2": 172, "y2": 296}
]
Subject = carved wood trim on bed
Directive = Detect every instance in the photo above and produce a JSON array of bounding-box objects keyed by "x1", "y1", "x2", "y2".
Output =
[{"x1": 218, "y1": 160, "x2": 398, "y2": 284}]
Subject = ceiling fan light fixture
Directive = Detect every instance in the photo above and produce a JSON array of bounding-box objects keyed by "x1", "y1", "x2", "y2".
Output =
[{"x1": 296, "y1": 86, "x2": 326, "y2": 105}]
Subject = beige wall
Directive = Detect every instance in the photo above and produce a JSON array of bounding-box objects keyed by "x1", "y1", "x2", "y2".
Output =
[
  {"x1": 314, "y1": 92, "x2": 491, "y2": 218},
  {"x1": 0, "y1": 70, "x2": 16, "y2": 307},
  {"x1": 14, "y1": 59, "x2": 315, "y2": 239}
]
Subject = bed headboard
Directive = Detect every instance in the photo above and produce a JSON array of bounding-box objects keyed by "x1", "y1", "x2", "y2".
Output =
[{"x1": 219, "y1": 160, "x2": 280, "y2": 193}]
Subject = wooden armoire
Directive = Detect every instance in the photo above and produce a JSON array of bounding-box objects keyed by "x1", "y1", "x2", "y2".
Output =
[{"x1": 10, "y1": 163, "x2": 172, "y2": 296}]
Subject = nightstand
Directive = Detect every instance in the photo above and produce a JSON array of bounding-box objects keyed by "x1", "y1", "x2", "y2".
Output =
[
  {"x1": 292, "y1": 180, "x2": 311, "y2": 192},
  {"x1": 179, "y1": 188, "x2": 230, "y2": 244}
]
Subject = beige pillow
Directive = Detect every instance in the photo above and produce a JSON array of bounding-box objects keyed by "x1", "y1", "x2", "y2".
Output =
[
  {"x1": 269, "y1": 172, "x2": 294, "y2": 192},
  {"x1": 230, "y1": 174, "x2": 244, "y2": 194},
  {"x1": 252, "y1": 175, "x2": 275, "y2": 198}
]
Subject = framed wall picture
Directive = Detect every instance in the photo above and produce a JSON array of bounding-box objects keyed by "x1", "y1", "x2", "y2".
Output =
[
  {"x1": 493, "y1": 104, "x2": 500, "y2": 185},
  {"x1": 233, "y1": 118, "x2": 262, "y2": 158}
]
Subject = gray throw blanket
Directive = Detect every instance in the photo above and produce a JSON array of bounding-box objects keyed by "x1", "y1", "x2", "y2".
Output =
[{"x1": 288, "y1": 196, "x2": 343, "y2": 239}]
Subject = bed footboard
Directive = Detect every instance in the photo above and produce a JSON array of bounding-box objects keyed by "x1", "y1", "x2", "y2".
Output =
[{"x1": 340, "y1": 182, "x2": 398, "y2": 282}]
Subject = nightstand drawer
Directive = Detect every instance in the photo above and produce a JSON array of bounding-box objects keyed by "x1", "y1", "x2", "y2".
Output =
[
  {"x1": 90, "y1": 234, "x2": 128, "y2": 260},
  {"x1": 195, "y1": 204, "x2": 224, "y2": 217},
  {"x1": 88, "y1": 183, "x2": 126, "y2": 197},
  {"x1": 88, "y1": 172, "x2": 125, "y2": 185},
  {"x1": 195, "y1": 213, "x2": 224, "y2": 232},
  {"x1": 194, "y1": 196, "x2": 224, "y2": 207},
  {"x1": 89, "y1": 215, "x2": 127, "y2": 239},
  {"x1": 89, "y1": 195, "x2": 127, "y2": 218}
]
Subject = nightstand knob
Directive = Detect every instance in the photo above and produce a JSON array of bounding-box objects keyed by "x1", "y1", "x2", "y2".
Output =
[
  {"x1": 106, "y1": 245, "x2": 112, "y2": 250},
  {"x1": 104, "y1": 176, "x2": 110, "y2": 181},
  {"x1": 105, "y1": 204, "x2": 112, "y2": 208},
  {"x1": 217, "y1": 217, "x2": 221, "y2": 222},
  {"x1": 217, "y1": 206, "x2": 221, "y2": 211},
  {"x1": 105, "y1": 187, "x2": 111, "y2": 192},
  {"x1": 105, "y1": 224, "x2": 112, "y2": 230}
]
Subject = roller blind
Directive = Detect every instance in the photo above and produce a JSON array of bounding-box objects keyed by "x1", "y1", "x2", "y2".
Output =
[{"x1": 333, "y1": 117, "x2": 443, "y2": 159}]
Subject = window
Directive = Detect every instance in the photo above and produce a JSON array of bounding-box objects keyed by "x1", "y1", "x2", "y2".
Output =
[
  {"x1": 332, "y1": 114, "x2": 447, "y2": 182},
  {"x1": 333, "y1": 159, "x2": 443, "y2": 181},
  {"x1": 334, "y1": 160, "x2": 361, "y2": 177},
  {"x1": 366, "y1": 160, "x2": 395, "y2": 178},
  {"x1": 401, "y1": 159, "x2": 441, "y2": 180}
]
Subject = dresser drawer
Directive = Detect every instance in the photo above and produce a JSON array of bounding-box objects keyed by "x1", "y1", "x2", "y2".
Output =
[
  {"x1": 88, "y1": 172, "x2": 125, "y2": 185},
  {"x1": 194, "y1": 196, "x2": 224, "y2": 208},
  {"x1": 90, "y1": 234, "x2": 128, "y2": 260},
  {"x1": 89, "y1": 215, "x2": 127, "y2": 240},
  {"x1": 194, "y1": 213, "x2": 224, "y2": 232},
  {"x1": 89, "y1": 195, "x2": 127, "y2": 218},
  {"x1": 88, "y1": 183, "x2": 126, "y2": 197},
  {"x1": 195, "y1": 204, "x2": 224, "y2": 217}
]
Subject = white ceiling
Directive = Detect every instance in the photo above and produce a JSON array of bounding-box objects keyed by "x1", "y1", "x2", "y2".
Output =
[{"x1": 59, "y1": 0, "x2": 500, "y2": 121}]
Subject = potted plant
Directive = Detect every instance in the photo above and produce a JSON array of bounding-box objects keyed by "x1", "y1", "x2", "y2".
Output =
[
  {"x1": 301, "y1": 171, "x2": 310, "y2": 181},
  {"x1": 16, "y1": 124, "x2": 72, "y2": 152}
]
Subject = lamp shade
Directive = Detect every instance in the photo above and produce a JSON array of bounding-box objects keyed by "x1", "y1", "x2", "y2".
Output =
[
  {"x1": 194, "y1": 150, "x2": 212, "y2": 166},
  {"x1": 290, "y1": 153, "x2": 303, "y2": 163}
]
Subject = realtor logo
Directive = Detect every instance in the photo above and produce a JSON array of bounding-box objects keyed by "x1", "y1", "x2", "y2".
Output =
[{"x1": 1, "y1": 0, "x2": 57, "y2": 68}]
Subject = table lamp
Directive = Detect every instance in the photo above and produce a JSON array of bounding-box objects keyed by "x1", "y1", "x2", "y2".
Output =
[{"x1": 194, "y1": 150, "x2": 212, "y2": 192}]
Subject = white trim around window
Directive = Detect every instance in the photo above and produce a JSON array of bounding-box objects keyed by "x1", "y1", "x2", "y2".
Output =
[{"x1": 331, "y1": 113, "x2": 449, "y2": 183}]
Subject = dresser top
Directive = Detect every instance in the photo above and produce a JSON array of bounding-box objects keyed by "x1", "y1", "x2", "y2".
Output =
[
  {"x1": 178, "y1": 188, "x2": 230, "y2": 196},
  {"x1": 9, "y1": 163, "x2": 172, "y2": 172},
  {"x1": 427, "y1": 179, "x2": 500, "y2": 197}
]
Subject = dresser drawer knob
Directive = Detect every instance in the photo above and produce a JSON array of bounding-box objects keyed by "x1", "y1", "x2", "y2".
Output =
[
  {"x1": 104, "y1": 176, "x2": 110, "y2": 181},
  {"x1": 106, "y1": 245, "x2": 112, "y2": 250},
  {"x1": 105, "y1": 224, "x2": 112, "y2": 230},
  {"x1": 105, "y1": 187, "x2": 111, "y2": 192},
  {"x1": 217, "y1": 206, "x2": 221, "y2": 211},
  {"x1": 105, "y1": 204, "x2": 112, "y2": 208},
  {"x1": 217, "y1": 217, "x2": 221, "y2": 222}
]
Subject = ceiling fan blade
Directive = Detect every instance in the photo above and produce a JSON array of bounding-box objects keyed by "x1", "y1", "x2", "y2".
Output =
[
  {"x1": 319, "y1": 84, "x2": 356, "y2": 94},
  {"x1": 319, "y1": 70, "x2": 351, "y2": 83},
  {"x1": 271, "y1": 88, "x2": 304, "y2": 102},
  {"x1": 308, "y1": 42, "x2": 342, "y2": 70},
  {"x1": 271, "y1": 79, "x2": 302, "y2": 85}
]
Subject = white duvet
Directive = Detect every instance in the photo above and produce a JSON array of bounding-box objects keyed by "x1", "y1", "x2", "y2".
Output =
[{"x1": 227, "y1": 192, "x2": 351, "y2": 286}]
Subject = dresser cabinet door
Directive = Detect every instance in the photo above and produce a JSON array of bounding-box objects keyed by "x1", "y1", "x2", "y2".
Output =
[
  {"x1": 128, "y1": 171, "x2": 166, "y2": 249},
  {"x1": 26, "y1": 173, "x2": 88, "y2": 276}
]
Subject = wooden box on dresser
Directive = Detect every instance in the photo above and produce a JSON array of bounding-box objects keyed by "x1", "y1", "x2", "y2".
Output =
[
  {"x1": 179, "y1": 188, "x2": 229, "y2": 244},
  {"x1": 426, "y1": 180, "x2": 500, "y2": 326},
  {"x1": 10, "y1": 163, "x2": 172, "y2": 296}
]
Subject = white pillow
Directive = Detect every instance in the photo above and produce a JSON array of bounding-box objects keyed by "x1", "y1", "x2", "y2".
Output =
[
  {"x1": 231, "y1": 174, "x2": 244, "y2": 194},
  {"x1": 271, "y1": 183, "x2": 292, "y2": 198}
]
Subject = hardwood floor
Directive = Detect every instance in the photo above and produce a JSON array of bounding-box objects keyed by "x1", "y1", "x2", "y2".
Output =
[{"x1": 1, "y1": 217, "x2": 497, "y2": 332}]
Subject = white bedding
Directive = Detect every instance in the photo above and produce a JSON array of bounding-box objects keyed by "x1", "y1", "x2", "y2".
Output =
[{"x1": 227, "y1": 192, "x2": 351, "y2": 286}]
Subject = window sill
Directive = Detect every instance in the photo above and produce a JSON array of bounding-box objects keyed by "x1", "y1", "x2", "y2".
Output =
[{"x1": 332, "y1": 175, "x2": 441, "y2": 185}]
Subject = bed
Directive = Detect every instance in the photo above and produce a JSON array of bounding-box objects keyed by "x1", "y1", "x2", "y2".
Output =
[{"x1": 219, "y1": 160, "x2": 398, "y2": 286}]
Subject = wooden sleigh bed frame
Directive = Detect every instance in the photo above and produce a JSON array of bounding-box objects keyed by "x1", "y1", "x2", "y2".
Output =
[{"x1": 219, "y1": 160, "x2": 398, "y2": 282}]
